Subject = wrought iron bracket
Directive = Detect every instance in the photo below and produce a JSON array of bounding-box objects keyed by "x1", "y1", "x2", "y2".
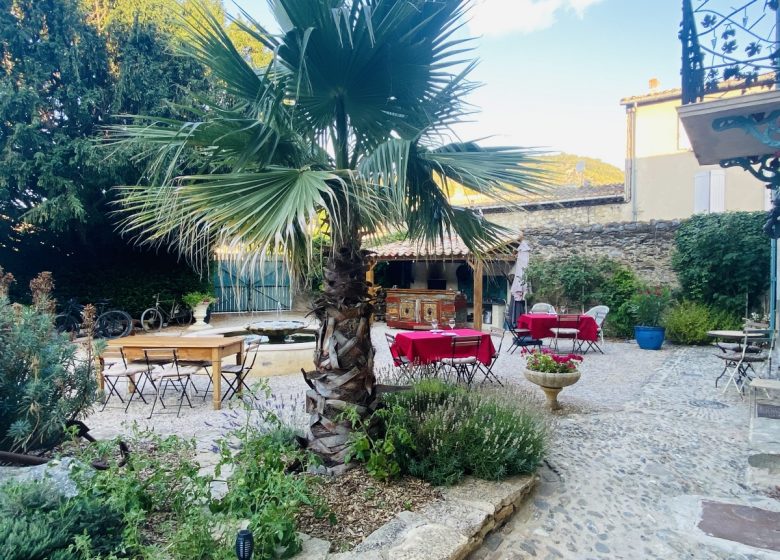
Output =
[{"x1": 714, "y1": 111, "x2": 780, "y2": 151}]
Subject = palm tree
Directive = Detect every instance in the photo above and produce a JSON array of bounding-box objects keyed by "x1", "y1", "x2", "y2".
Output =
[{"x1": 111, "y1": 0, "x2": 548, "y2": 469}]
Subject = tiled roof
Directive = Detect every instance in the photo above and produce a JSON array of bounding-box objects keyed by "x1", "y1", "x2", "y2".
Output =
[
  {"x1": 455, "y1": 183, "x2": 624, "y2": 209},
  {"x1": 367, "y1": 232, "x2": 520, "y2": 261}
]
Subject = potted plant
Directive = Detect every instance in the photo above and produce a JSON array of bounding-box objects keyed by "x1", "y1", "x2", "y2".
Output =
[
  {"x1": 183, "y1": 291, "x2": 216, "y2": 330},
  {"x1": 630, "y1": 287, "x2": 672, "y2": 350},
  {"x1": 522, "y1": 348, "x2": 583, "y2": 411}
]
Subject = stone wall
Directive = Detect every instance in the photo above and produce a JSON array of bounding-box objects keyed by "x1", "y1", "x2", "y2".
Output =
[
  {"x1": 485, "y1": 198, "x2": 628, "y2": 230},
  {"x1": 519, "y1": 220, "x2": 682, "y2": 285}
]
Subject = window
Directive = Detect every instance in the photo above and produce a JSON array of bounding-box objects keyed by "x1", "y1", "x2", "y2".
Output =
[{"x1": 694, "y1": 170, "x2": 725, "y2": 214}]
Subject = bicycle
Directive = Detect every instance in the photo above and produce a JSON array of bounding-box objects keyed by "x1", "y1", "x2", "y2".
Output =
[
  {"x1": 140, "y1": 294, "x2": 193, "y2": 331},
  {"x1": 54, "y1": 298, "x2": 133, "y2": 339}
]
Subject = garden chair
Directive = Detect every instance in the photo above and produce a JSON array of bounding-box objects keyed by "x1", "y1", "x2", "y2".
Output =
[
  {"x1": 195, "y1": 335, "x2": 263, "y2": 401},
  {"x1": 476, "y1": 328, "x2": 506, "y2": 385},
  {"x1": 385, "y1": 332, "x2": 415, "y2": 382},
  {"x1": 144, "y1": 349, "x2": 198, "y2": 418},
  {"x1": 100, "y1": 348, "x2": 151, "y2": 412},
  {"x1": 581, "y1": 305, "x2": 609, "y2": 354},
  {"x1": 549, "y1": 315, "x2": 581, "y2": 352},
  {"x1": 439, "y1": 335, "x2": 482, "y2": 385},
  {"x1": 504, "y1": 313, "x2": 543, "y2": 354},
  {"x1": 715, "y1": 330, "x2": 774, "y2": 397},
  {"x1": 217, "y1": 338, "x2": 263, "y2": 401},
  {"x1": 530, "y1": 302, "x2": 557, "y2": 314}
]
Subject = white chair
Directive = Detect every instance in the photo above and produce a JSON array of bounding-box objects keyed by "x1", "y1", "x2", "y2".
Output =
[
  {"x1": 530, "y1": 302, "x2": 557, "y2": 314},
  {"x1": 583, "y1": 305, "x2": 609, "y2": 353}
]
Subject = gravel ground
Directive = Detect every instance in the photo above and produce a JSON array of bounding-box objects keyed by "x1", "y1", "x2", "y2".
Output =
[{"x1": 84, "y1": 321, "x2": 779, "y2": 559}]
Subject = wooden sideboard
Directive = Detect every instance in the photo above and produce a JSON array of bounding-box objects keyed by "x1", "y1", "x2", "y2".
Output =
[{"x1": 385, "y1": 289, "x2": 467, "y2": 330}]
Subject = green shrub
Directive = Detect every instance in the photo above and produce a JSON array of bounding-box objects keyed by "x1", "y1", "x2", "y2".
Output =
[
  {"x1": 0, "y1": 479, "x2": 125, "y2": 560},
  {"x1": 663, "y1": 301, "x2": 715, "y2": 345},
  {"x1": 214, "y1": 424, "x2": 323, "y2": 559},
  {"x1": 0, "y1": 271, "x2": 99, "y2": 453},
  {"x1": 663, "y1": 301, "x2": 743, "y2": 345},
  {"x1": 525, "y1": 256, "x2": 640, "y2": 338},
  {"x1": 349, "y1": 380, "x2": 548, "y2": 486},
  {"x1": 673, "y1": 212, "x2": 770, "y2": 315}
]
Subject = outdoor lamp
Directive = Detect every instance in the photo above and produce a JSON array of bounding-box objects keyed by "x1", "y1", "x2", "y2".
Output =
[{"x1": 235, "y1": 529, "x2": 254, "y2": 560}]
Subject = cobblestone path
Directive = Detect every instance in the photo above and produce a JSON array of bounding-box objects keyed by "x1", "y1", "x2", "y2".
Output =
[{"x1": 469, "y1": 344, "x2": 780, "y2": 560}]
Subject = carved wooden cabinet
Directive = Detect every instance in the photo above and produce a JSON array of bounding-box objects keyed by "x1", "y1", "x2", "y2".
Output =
[{"x1": 385, "y1": 289, "x2": 467, "y2": 330}]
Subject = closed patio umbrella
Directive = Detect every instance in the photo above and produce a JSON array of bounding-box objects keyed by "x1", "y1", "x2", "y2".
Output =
[{"x1": 509, "y1": 240, "x2": 530, "y2": 323}]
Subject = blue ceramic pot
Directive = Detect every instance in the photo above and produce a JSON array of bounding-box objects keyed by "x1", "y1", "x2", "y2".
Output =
[{"x1": 634, "y1": 326, "x2": 665, "y2": 350}]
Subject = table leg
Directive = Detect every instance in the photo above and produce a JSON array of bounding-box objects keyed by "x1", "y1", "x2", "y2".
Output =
[
  {"x1": 97, "y1": 357, "x2": 105, "y2": 392},
  {"x1": 235, "y1": 345, "x2": 244, "y2": 397},
  {"x1": 211, "y1": 349, "x2": 222, "y2": 411}
]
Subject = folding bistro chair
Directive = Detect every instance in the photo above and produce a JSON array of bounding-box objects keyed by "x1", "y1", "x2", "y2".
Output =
[
  {"x1": 100, "y1": 348, "x2": 151, "y2": 412},
  {"x1": 549, "y1": 315, "x2": 581, "y2": 352},
  {"x1": 439, "y1": 335, "x2": 482, "y2": 385},
  {"x1": 715, "y1": 330, "x2": 774, "y2": 397},
  {"x1": 144, "y1": 349, "x2": 198, "y2": 418},
  {"x1": 385, "y1": 332, "x2": 415, "y2": 382},
  {"x1": 218, "y1": 337, "x2": 263, "y2": 401},
  {"x1": 505, "y1": 313, "x2": 543, "y2": 354},
  {"x1": 476, "y1": 328, "x2": 506, "y2": 385}
]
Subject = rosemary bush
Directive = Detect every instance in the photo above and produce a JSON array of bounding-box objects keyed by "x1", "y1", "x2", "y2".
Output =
[{"x1": 0, "y1": 270, "x2": 99, "y2": 453}]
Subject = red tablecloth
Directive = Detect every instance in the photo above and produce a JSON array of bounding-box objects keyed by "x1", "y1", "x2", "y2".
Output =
[
  {"x1": 517, "y1": 313, "x2": 599, "y2": 342},
  {"x1": 392, "y1": 329, "x2": 495, "y2": 365}
]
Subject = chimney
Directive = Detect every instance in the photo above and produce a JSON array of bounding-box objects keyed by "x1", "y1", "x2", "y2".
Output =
[{"x1": 648, "y1": 77, "x2": 660, "y2": 91}]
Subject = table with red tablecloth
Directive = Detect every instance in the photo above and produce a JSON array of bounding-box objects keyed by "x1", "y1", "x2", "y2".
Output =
[
  {"x1": 391, "y1": 328, "x2": 495, "y2": 365},
  {"x1": 517, "y1": 313, "x2": 599, "y2": 342}
]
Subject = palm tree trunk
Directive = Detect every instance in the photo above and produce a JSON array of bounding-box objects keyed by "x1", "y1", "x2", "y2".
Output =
[{"x1": 303, "y1": 238, "x2": 375, "y2": 471}]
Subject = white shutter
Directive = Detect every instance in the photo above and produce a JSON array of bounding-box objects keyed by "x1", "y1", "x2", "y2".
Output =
[
  {"x1": 694, "y1": 172, "x2": 711, "y2": 213},
  {"x1": 709, "y1": 170, "x2": 725, "y2": 213}
]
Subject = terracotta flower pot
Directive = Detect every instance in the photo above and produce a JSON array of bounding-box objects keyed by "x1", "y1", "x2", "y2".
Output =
[{"x1": 523, "y1": 368, "x2": 581, "y2": 411}]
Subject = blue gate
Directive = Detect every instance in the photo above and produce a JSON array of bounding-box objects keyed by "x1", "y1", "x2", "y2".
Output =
[{"x1": 212, "y1": 260, "x2": 292, "y2": 312}]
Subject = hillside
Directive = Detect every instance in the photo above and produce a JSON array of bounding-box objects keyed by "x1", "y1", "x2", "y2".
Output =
[{"x1": 539, "y1": 153, "x2": 624, "y2": 187}]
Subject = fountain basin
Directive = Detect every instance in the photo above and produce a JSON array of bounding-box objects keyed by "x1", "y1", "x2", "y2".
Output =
[
  {"x1": 245, "y1": 320, "x2": 306, "y2": 343},
  {"x1": 186, "y1": 325, "x2": 316, "y2": 377}
]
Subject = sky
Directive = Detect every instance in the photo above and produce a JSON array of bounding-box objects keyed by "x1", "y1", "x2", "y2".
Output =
[{"x1": 230, "y1": 0, "x2": 684, "y2": 169}]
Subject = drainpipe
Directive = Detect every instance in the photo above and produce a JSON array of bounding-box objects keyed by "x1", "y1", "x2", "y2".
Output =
[
  {"x1": 627, "y1": 102, "x2": 639, "y2": 221},
  {"x1": 770, "y1": 235, "x2": 776, "y2": 330}
]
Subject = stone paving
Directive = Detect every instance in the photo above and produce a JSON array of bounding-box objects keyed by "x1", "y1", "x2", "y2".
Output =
[
  {"x1": 81, "y1": 319, "x2": 780, "y2": 558},
  {"x1": 468, "y1": 341, "x2": 780, "y2": 560}
]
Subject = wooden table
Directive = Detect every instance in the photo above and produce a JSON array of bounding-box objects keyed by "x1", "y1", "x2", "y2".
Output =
[{"x1": 109, "y1": 335, "x2": 245, "y2": 410}]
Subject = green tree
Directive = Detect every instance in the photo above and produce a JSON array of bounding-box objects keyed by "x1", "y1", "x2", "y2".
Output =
[
  {"x1": 672, "y1": 211, "x2": 770, "y2": 315},
  {"x1": 0, "y1": 0, "x2": 111, "y2": 233},
  {"x1": 112, "y1": 0, "x2": 548, "y2": 468}
]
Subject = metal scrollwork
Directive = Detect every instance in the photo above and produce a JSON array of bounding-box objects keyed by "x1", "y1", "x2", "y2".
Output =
[
  {"x1": 681, "y1": 0, "x2": 780, "y2": 104},
  {"x1": 714, "y1": 110, "x2": 780, "y2": 149}
]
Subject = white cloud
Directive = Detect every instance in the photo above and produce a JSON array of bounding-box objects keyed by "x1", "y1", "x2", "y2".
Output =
[{"x1": 467, "y1": 0, "x2": 604, "y2": 37}]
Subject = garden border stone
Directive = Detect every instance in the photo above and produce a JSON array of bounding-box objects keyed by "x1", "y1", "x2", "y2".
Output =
[{"x1": 295, "y1": 474, "x2": 537, "y2": 560}]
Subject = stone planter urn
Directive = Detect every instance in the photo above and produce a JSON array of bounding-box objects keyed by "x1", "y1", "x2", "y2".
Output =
[
  {"x1": 188, "y1": 302, "x2": 211, "y2": 330},
  {"x1": 523, "y1": 368, "x2": 581, "y2": 411}
]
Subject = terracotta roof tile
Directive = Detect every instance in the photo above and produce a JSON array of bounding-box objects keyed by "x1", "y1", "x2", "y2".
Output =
[{"x1": 367, "y1": 232, "x2": 519, "y2": 261}]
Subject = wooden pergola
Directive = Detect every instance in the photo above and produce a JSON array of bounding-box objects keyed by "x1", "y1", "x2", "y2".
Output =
[{"x1": 365, "y1": 232, "x2": 522, "y2": 330}]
